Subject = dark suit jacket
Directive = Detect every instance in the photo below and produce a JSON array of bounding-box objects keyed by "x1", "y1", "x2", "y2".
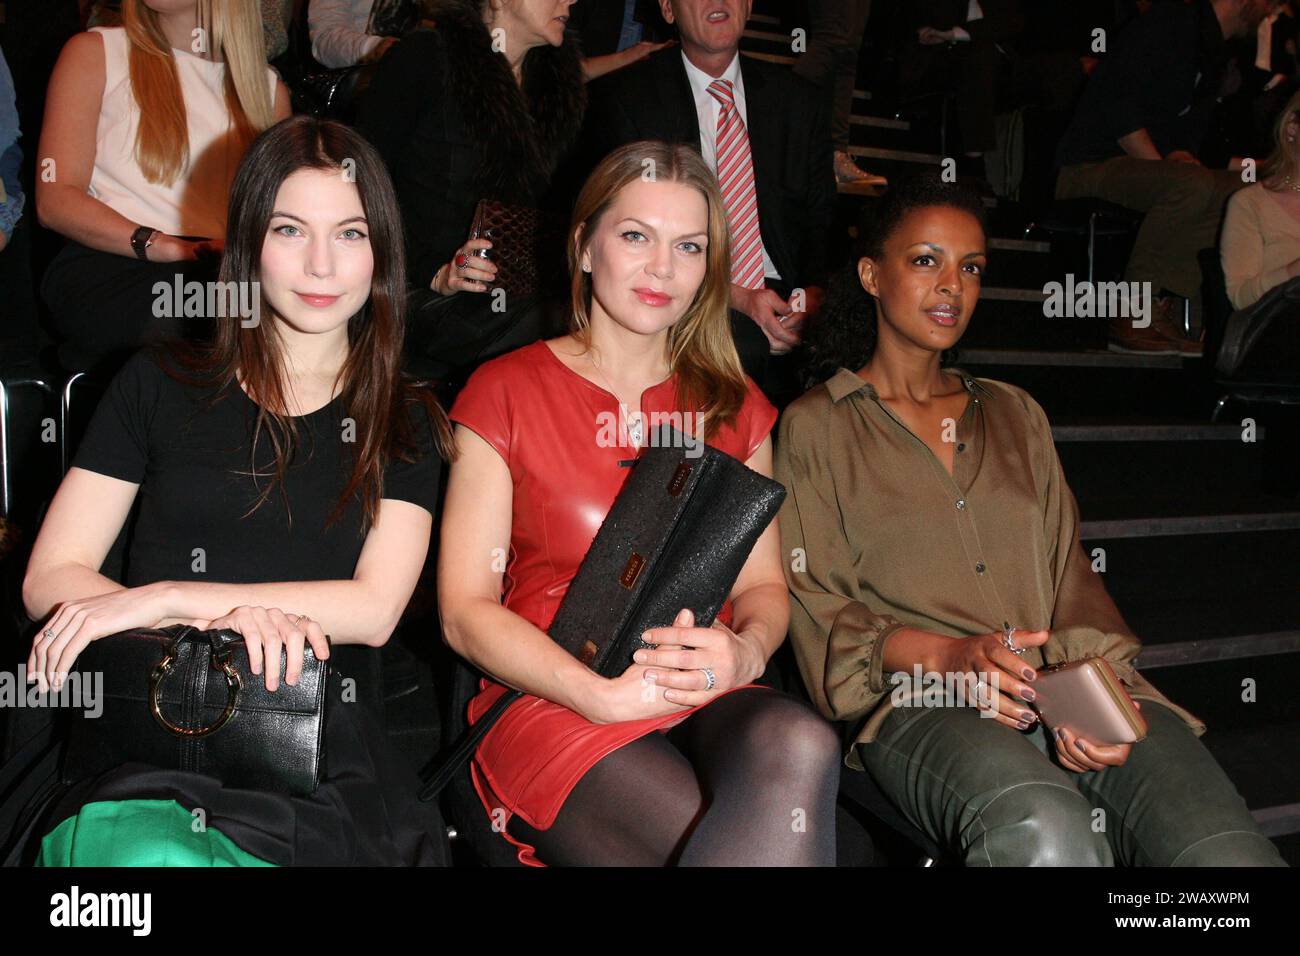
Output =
[{"x1": 583, "y1": 47, "x2": 836, "y2": 290}]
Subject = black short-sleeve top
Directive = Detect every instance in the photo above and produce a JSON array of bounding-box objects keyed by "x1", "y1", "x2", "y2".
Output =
[{"x1": 71, "y1": 349, "x2": 442, "y2": 587}]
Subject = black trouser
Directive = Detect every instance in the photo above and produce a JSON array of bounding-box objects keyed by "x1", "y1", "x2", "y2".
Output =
[
  {"x1": 41, "y1": 240, "x2": 218, "y2": 376},
  {"x1": 898, "y1": 7, "x2": 1005, "y2": 154}
]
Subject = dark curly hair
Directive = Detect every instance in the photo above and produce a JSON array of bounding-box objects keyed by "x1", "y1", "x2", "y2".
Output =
[{"x1": 799, "y1": 171, "x2": 989, "y2": 390}]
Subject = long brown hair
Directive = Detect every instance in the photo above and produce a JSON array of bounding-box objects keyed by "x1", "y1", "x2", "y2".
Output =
[
  {"x1": 122, "y1": 0, "x2": 275, "y2": 186},
  {"x1": 567, "y1": 140, "x2": 748, "y2": 440},
  {"x1": 168, "y1": 115, "x2": 454, "y2": 532}
]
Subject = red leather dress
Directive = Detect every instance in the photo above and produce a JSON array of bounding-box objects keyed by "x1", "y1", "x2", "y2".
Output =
[{"x1": 447, "y1": 340, "x2": 779, "y2": 866}]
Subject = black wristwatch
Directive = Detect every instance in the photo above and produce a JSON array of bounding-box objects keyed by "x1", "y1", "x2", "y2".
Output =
[{"x1": 130, "y1": 225, "x2": 161, "y2": 261}]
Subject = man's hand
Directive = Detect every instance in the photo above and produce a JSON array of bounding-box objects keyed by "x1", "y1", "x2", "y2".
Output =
[
  {"x1": 732, "y1": 284, "x2": 802, "y2": 354},
  {"x1": 918, "y1": 26, "x2": 956, "y2": 45}
]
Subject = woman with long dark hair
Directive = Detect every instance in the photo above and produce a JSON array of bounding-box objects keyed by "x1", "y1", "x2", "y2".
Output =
[
  {"x1": 777, "y1": 172, "x2": 1286, "y2": 866},
  {"x1": 17, "y1": 115, "x2": 453, "y2": 866}
]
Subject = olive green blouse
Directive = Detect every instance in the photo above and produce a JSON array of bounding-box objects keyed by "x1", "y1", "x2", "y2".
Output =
[{"x1": 774, "y1": 367, "x2": 1206, "y2": 771}]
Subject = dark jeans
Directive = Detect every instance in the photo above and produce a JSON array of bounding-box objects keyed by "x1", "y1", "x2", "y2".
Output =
[
  {"x1": 858, "y1": 699, "x2": 1286, "y2": 866},
  {"x1": 793, "y1": 0, "x2": 873, "y2": 152}
]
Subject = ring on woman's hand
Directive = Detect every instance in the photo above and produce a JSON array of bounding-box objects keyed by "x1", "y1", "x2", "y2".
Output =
[
  {"x1": 454, "y1": 253, "x2": 468, "y2": 270},
  {"x1": 43, "y1": 628, "x2": 55, "y2": 640},
  {"x1": 699, "y1": 666, "x2": 716, "y2": 691},
  {"x1": 1001, "y1": 625, "x2": 1025, "y2": 656}
]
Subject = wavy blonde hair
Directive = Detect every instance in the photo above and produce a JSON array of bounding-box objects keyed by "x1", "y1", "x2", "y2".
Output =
[
  {"x1": 123, "y1": 0, "x2": 275, "y2": 186},
  {"x1": 567, "y1": 140, "x2": 748, "y2": 440},
  {"x1": 1259, "y1": 87, "x2": 1300, "y2": 188}
]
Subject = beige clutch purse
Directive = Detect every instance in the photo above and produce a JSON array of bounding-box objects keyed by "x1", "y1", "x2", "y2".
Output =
[{"x1": 1032, "y1": 658, "x2": 1148, "y2": 745}]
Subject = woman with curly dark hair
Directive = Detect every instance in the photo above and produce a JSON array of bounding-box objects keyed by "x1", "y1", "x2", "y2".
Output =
[{"x1": 776, "y1": 172, "x2": 1285, "y2": 866}]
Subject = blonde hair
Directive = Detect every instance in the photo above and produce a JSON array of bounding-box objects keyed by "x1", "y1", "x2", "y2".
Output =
[
  {"x1": 123, "y1": 0, "x2": 275, "y2": 186},
  {"x1": 567, "y1": 140, "x2": 749, "y2": 440},
  {"x1": 1260, "y1": 87, "x2": 1300, "y2": 188}
]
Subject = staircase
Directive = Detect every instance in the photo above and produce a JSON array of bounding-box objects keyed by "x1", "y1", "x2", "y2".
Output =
[{"x1": 744, "y1": 0, "x2": 1300, "y2": 865}]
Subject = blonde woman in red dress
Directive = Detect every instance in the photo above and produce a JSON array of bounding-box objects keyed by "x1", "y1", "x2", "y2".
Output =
[{"x1": 438, "y1": 140, "x2": 840, "y2": 866}]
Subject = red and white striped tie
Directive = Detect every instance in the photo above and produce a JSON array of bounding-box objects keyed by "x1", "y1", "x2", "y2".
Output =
[{"x1": 708, "y1": 79, "x2": 766, "y2": 290}]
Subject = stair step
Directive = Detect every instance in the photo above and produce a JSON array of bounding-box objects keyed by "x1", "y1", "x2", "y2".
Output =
[
  {"x1": 850, "y1": 144, "x2": 943, "y2": 166},
  {"x1": 1100, "y1": 531, "x2": 1300, "y2": 645},
  {"x1": 957, "y1": 301, "x2": 1104, "y2": 351},
  {"x1": 1081, "y1": 512, "x2": 1300, "y2": 539},
  {"x1": 742, "y1": 50, "x2": 797, "y2": 67},
  {"x1": 1136, "y1": 632, "x2": 1300, "y2": 668},
  {"x1": 1052, "y1": 422, "x2": 1252, "y2": 442},
  {"x1": 741, "y1": 28, "x2": 791, "y2": 46},
  {"x1": 959, "y1": 348, "x2": 1183, "y2": 369},
  {"x1": 850, "y1": 114, "x2": 911, "y2": 131}
]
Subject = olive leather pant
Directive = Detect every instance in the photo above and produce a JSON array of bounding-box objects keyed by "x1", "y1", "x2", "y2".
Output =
[{"x1": 858, "y1": 700, "x2": 1287, "y2": 866}]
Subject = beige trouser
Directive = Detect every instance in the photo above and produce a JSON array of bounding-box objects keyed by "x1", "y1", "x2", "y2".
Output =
[{"x1": 1056, "y1": 157, "x2": 1247, "y2": 300}]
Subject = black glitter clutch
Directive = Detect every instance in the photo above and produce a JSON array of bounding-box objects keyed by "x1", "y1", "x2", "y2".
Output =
[{"x1": 420, "y1": 423, "x2": 784, "y2": 799}]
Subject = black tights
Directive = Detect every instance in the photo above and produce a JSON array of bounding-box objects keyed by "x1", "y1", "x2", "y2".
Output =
[{"x1": 508, "y1": 688, "x2": 841, "y2": 866}]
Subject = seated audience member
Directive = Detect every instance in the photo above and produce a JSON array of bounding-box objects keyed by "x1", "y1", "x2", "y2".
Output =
[
  {"x1": 37, "y1": 0, "x2": 290, "y2": 376},
  {"x1": 793, "y1": 0, "x2": 887, "y2": 186},
  {"x1": 0, "y1": 48, "x2": 23, "y2": 255},
  {"x1": 778, "y1": 173, "x2": 1287, "y2": 867},
  {"x1": 308, "y1": 0, "x2": 427, "y2": 69},
  {"x1": 438, "y1": 140, "x2": 840, "y2": 867},
  {"x1": 1222, "y1": 88, "x2": 1300, "y2": 310},
  {"x1": 355, "y1": 0, "x2": 586, "y2": 379},
  {"x1": 1053, "y1": 0, "x2": 1270, "y2": 355},
  {"x1": 900, "y1": 0, "x2": 1024, "y2": 176},
  {"x1": 584, "y1": 0, "x2": 837, "y2": 395},
  {"x1": 17, "y1": 116, "x2": 451, "y2": 867},
  {"x1": 569, "y1": 0, "x2": 675, "y2": 81}
]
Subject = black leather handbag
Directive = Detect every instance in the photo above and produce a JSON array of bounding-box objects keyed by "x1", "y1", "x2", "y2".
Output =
[
  {"x1": 419, "y1": 423, "x2": 786, "y2": 799},
  {"x1": 1215, "y1": 273, "x2": 1300, "y2": 387},
  {"x1": 62, "y1": 624, "x2": 329, "y2": 797}
]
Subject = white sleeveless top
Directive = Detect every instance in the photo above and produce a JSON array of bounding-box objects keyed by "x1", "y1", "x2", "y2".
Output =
[{"x1": 87, "y1": 26, "x2": 278, "y2": 239}]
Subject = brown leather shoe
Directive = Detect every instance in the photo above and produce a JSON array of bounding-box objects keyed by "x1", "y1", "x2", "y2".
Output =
[
  {"x1": 1150, "y1": 296, "x2": 1204, "y2": 356},
  {"x1": 1107, "y1": 315, "x2": 1180, "y2": 354}
]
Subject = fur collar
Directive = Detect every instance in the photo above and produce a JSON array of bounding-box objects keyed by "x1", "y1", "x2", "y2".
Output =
[{"x1": 432, "y1": 0, "x2": 587, "y2": 201}]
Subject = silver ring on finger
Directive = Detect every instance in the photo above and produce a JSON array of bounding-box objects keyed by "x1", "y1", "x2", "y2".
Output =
[
  {"x1": 699, "y1": 666, "x2": 716, "y2": 691},
  {"x1": 43, "y1": 628, "x2": 55, "y2": 640},
  {"x1": 1001, "y1": 624, "x2": 1025, "y2": 656}
]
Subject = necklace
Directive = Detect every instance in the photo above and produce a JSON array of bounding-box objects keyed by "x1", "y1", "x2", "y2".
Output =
[
  {"x1": 1283, "y1": 174, "x2": 1300, "y2": 193},
  {"x1": 588, "y1": 352, "x2": 645, "y2": 450}
]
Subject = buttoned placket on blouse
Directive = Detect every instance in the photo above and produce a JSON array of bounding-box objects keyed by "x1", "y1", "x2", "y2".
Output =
[{"x1": 851, "y1": 372, "x2": 1021, "y2": 639}]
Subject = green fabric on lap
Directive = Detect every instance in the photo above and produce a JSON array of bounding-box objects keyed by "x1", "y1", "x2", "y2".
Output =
[{"x1": 36, "y1": 799, "x2": 276, "y2": 867}]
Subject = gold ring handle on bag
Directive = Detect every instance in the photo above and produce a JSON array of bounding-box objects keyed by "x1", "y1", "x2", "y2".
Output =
[{"x1": 149, "y1": 646, "x2": 241, "y2": 738}]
